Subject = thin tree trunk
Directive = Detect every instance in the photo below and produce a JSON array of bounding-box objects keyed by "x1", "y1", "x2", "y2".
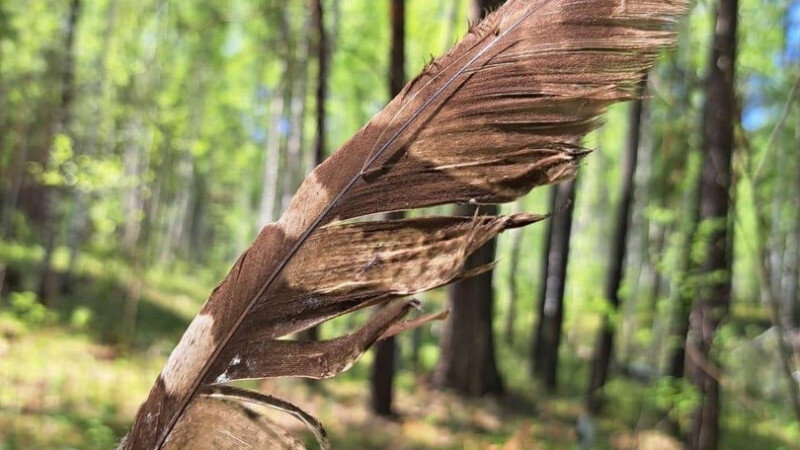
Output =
[
  {"x1": 686, "y1": 1, "x2": 738, "y2": 448},
  {"x1": 790, "y1": 115, "x2": 800, "y2": 328},
  {"x1": 646, "y1": 224, "x2": 668, "y2": 370},
  {"x1": 312, "y1": 0, "x2": 329, "y2": 168},
  {"x1": 666, "y1": 68, "x2": 705, "y2": 383},
  {"x1": 586, "y1": 80, "x2": 646, "y2": 414},
  {"x1": 504, "y1": 210, "x2": 524, "y2": 345},
  {"x1": 259, "y1": 8, "x2": 295, "y2": 228},
  {"x1": 370, "y1": 0, "x2": 406, "y2": 417},
  {"x1": 532, "y1": 178, "x2": 577, "y2": 391},
  {"x1": 667, "y1": 213, "x2": 696, "y2": 381},
  {"x1": 122, "y1": 117, "x2": 149, "y2": 257},
  {"x1": 281, "y1": 15, "x2": 310, "y2": 214},
  {"x1": 300, "y1": 0, "x2": 331, "y2": 342},
  {"x1": 63, "y1": 0, "x2": 119, "y2": 288},
  {"x1": 1, "y1": 116, "x2": 29, "y2": 241},
  {"x1": 158, "y1": 157, "x2": 193, "y2": 264},
  {"x1": 259, "y1": 93, "x2": 284, "y2": 227},
  {"x1": 532, "y1": 186, "x2": 557, "y2": 377},
  {"x1": 37, "y1": 0, "x2": 81, "y2": 305}
]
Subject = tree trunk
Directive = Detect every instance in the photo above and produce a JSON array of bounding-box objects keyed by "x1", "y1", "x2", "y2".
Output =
[
  {"x1": 504, "y1": 208, "x2": 524, "y2": 345},
  {"x1": 686, "y1": 1, "x2": 737, "y2": 448},
  {"x1": 431, "y1": 0, "x2": 506, "y2": 398},
  {"x1": 312, "y1": 0, "x2": 329, "y2": 169},
  {"x1": 370, "y1": 0, "x2": 406, "y2": 417},
  {"x1": 532, "y1": 186, "x2": 557, "y2": 377},
  {"x1": 122, "y1": 117, "x2": 148, "y2": 258},
  {"x1": 432, "y1": 204, "x2": 504, "y2": 396},
  {"x1": 300, "y1": 0, "x2": 331, "y2": 342},
  {"x1": 531, "y1": 179, "x2": 577, "y2": 391},
  {"x1": 586, "y1": 80, "x2": 646, "y2": 414},
  {"x1": 259, "y1": 92, "x2": 284, "y2": 227},
  {"x1": 281, "y1": 15, "x2": 310, "y2": 214},
  {"x1": 790, "y1": 114, "x2": 800, "y2": 328},
  {"x1": 37, "y1": 0, "x2": 81, "y2": 305},
  {"x1": 259, "y1": 7, "x2": 294, "y2": 228}
]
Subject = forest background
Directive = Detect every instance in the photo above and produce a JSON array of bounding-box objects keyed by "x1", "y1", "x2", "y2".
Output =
[{"x1": 1, "y1": 0, "x2": 800, "y2": 448}]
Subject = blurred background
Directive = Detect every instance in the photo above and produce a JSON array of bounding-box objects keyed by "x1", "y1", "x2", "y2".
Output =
[{"x1": 1, "y1": 0, "x2": 799, "y2": 448}]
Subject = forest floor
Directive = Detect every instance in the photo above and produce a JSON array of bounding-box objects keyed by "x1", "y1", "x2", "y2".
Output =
[{"x1": 0, "y1": 243, "x2": 797, "y2": 449}]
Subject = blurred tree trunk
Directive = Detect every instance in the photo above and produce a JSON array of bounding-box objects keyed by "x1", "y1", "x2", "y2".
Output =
[
  {"x1": 686, "y1": 0, "x2": 737, "y2": 448},
  {"x1": 645, "y1": 225, "x2": 668, "y2": 369},
  {"x1": 259, "y1": 92, "x2": 284, "y2": 226},
  {"x1": 281, "y1": 15, "x2": 310, "y2": 214},
  {"x1": 370, "y1": 0, "x2": 406, "y2": 418},
  {"x1": 666, "y1": 199, "x2": 697, "y2": 381},
  {"x1": 586, "y1": 79, "x2": 646, "y2": 414},
  {"x1": 664, "y1": 59, "x2": 703, "y2": 385},
  {"x1": 37, "y1": 0, "x2": 82, "y2": 305},
  {"x1": 63, "y1": 0, "x2": 119, "y2": 287},
  {"x1": 259, "y1": 8, "x2": 294, "y2": 227},
  {"x1": 504, "y1": 203, "x2": 524, "y2": 345},
  {"x1": 0, "y1": 3, "x2": 10, "y2": 237},
  {"x1": 532, "y1": 187, "x2": 556, "y2": 376},
  {"x1": 791, "y1": 114, "x2": 800, "y2": 328},
  {"x1": 300, "y1": 0, "x2": 330, "y2": 342},
  {"x1": 312, "y1": 0, "x2": 329, "y2": 169},
  {"x1": 432, "y1": 0, "x2": 505, "y2": 397},
  {"x1": 121, "y1": 117, "x2": 148, "y2": 257},
  {"x1": 0, "y1": 9, "x2": 6, "y2": 297},
  {"x1": 531, "y1": 179, "x2": 576, "y2": 391}
]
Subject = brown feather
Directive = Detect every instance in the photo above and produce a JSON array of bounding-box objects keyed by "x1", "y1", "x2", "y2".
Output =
[{"x1": 122, "y1": 1, "x2": 687, "y2": 448}]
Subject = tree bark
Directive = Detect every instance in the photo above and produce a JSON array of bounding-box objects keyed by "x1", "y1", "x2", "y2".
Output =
[
  {"x1": 586, "y1": 80, "x2": 646, "y2": 414},
  {"x1": 259, "y1": 92, "x2": 284, "y2": 227},
  {"x1": 37, "y1": 0, "x2": 81, "y2": 305},
  {"x1": 300, "y1": 0, "x2": 331, "y2": 342},
  {"x1": 432, "y1": 204, "x2": 504, "y2": 396},
  {"x1": 686, "y1": 1, "x2": 738, "y2": 448},
  {"x1": 312, "y1": 0, "x2": 329, "y2": 169},
  {"x1": 531, "y1": 179, "x2": 577, "y2": 391},
  {"x1": 504, "y1": 210, "x2": 524, "y2": 345},
  {"x1": 791, "y1": 114, "x2": 800, "y2": 328},
  {"x1": 432, "y1": 0, "x2": 506, "y2": 398},
  {"x1": 281, "y1": 15, "x2": 311, "y2": 214},
  {"x1": 259, "y1": 8, "x2": 294, "y2": 228},
  {"x1": 370, "y1": 0, "x2": 406, "y2": 417},
  {"x1": 532, "y1": 186, "x2": 557, "y2": 378}
]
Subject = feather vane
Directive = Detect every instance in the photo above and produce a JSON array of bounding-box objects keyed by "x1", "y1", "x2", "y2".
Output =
[{"x1": 122, "y1": 1, "x2": 688, "y2": 448}]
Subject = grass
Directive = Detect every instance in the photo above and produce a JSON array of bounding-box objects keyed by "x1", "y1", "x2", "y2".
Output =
[{"x1": 1, "y1": 242, "x2": 798, "y2": 449}]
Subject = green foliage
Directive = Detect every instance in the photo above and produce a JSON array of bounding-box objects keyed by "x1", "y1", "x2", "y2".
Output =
[
  {"x1": 70, "y1": 306, "x2": 93, "y2": 329},
  {"x1": 1, "y1": 0, "x2": 800, "y2": 447},
  {"x1": 8, "y1": 291, "x2": 55, "y2": 326},
  {"x1": 654, "y1": 377, "x2": 700, "y2": 425}
]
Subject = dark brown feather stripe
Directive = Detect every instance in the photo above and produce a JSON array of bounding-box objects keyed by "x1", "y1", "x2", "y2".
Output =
[{"x1": 122, "y1": 1, "x2": 687, "y2": 448}]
